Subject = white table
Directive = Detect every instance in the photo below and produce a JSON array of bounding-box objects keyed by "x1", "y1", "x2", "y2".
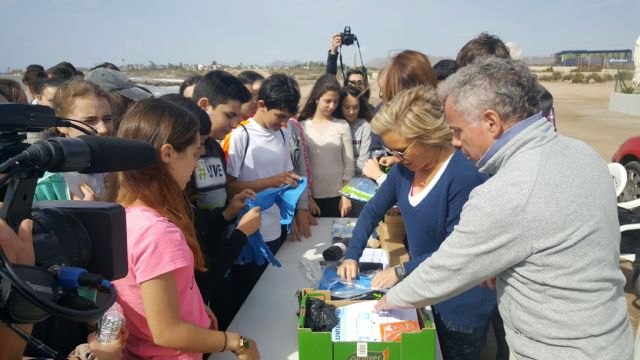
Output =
[{"x1": 211, "y1": 218, "x2": 442, "y2": 360}]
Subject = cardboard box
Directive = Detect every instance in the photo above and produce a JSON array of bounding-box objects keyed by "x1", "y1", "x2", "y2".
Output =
[
  {"x1": 377, "y1": 215, "x2": 409, "y2": 267},
  {"x1": 298, "y1": 289, "x2": 436, "y2": 360},
  {"x1": 378, "y1": 214, "x2": 406, "y2": 244},
  {"x1": 381, "y1": 240, "x2": 410, "y2": 267}
]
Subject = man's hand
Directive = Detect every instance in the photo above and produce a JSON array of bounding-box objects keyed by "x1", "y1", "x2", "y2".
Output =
[
  {"x1": 308, "y1": 197, "x2": 321, "y2": 216},
  {"x1": 339, "y1": 196, "x2": 351, "y2": 218},
  {"x1": 270, "y1": 172, "x2": 301, "y2": 188},
  {"x1": 374, "y1": 295, "x2": 396, "y2": 313},
  {"x1": 337, "y1": 259, "x2": 358, "y2": 282},
  {"x1": 292, "y1": 209, "x2": 312, "y2": 241},
  {"x1": 330, "y1": 33, "x2": 342, "y2": 55},
  {"x1": 0, "y1": 218, "x2": 34, "y2": 265},
  {"x1": 236, "y1": 207, "x2": 261, "y2": 236},
  {"x1": 371, "y1": 267, "x2": 400, "y2": 289},
  {"x1": 479, "y1": 276, "x2": 497, "y2": 292},
  {"x1": 224, "y1": 189, "x2": 256, "y2": 221}
]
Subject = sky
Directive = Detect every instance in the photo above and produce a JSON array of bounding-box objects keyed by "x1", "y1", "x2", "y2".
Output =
[{"x1": 1, "y1": 0, "x2": 639, "y2": 71}]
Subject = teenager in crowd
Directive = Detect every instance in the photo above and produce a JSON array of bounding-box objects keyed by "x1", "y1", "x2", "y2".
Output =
[
  {"x1": 33, "y1": 77, "x2": 66, "y2": 107},
  {"x1": 22, "y1": 64, "x2": 48, "y2": 102},
  {"x1": 226, "y1": 73, "x2": 302, "y2": 322},
  {"x1": 188, "y1": 70, "x2": 262, "y2": 331},
  {"x1": 179, "y1": 74, "x2": 201, "y2": 98},
  {"x1": 338, "y1": 86, "x2": 495, "y2": 359},
  {"x1": 0, "y1": 78, "x2": 28, "y2": 103},
  {"x1": 114, "y1": 98, "x2": 259, "y2": 360},
  {"x1": 299, "y1": 74, "x2": 354, "y2": 217},
  {"x1": 34, "y1": 79, "x2": 113, "y2": 201},
  {"x1": 237, "y1": 70, "x2": 264, "y2": 119},
  {"x1": 363, "y1": 50, "x2": 437, "y2": 185},
  {"x1": 85, "y1": 68, "x2": 152, "y2": 133}
]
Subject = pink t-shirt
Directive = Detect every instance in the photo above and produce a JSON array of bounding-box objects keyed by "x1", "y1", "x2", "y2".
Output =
[{"x1": 114, "y1": 206, "x2": 210, "y2": 360}]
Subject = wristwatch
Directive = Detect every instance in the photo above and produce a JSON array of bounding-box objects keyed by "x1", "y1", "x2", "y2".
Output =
[
  {"x1": 394, "y1": 264, "x2": 406, "y2": 280},
  {"x1": 233, "y1": 336, "x2": 250, "y2": 355}
]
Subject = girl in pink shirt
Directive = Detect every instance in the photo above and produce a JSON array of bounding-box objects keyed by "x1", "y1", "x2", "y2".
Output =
[{"x1": 113, "y1": 98, "x2": 260, "y2": 360}]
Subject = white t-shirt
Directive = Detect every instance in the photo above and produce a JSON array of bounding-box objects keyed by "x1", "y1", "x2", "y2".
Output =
[{"x1": 227, "y1": 118, "x2": 293, "y2": 242}]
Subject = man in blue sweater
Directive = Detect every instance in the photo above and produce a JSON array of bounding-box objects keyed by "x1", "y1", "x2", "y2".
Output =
[{"x1": 375, "y1": 57, "x2": 634, "y2": 359}]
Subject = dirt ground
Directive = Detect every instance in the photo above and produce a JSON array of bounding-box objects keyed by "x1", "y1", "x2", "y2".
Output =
[{"x1": 543, "y1": 81, "x2": 640, "y2": 161}]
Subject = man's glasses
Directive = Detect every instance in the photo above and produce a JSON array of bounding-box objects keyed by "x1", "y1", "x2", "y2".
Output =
[
  {"x1": 383, "y1": 140, "x2": 417, "y2": 160},
  {"x1": 348, "y1": 79, "x2": 365, "y2": 87}
]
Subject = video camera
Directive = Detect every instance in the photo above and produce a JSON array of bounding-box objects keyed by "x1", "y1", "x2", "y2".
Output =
[
  {"x1": 340, "y1": 26, "x2": 356, "y2": 46},
  {"x1": 0, "y1": 104, "x2": 154, "y2": 358}
]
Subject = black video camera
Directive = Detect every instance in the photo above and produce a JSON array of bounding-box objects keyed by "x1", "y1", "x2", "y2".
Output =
[
  {"x1": 340, "y1": 26, "x2": 356, "y2": 46},
  {"x1": 0, "y1": 104, "x2": 129, "y2": 327}
]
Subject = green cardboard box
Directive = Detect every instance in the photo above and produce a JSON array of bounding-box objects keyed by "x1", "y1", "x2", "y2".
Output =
[{"x1": 298, "y1": 289, "x2": 436, "y2": 360}]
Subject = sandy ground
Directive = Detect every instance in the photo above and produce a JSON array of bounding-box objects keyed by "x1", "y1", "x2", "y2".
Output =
[{"x1": 543, "y1": 81, "x2": 640, "y2": 160}]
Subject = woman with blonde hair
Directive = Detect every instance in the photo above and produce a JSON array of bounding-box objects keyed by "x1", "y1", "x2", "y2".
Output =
[
  {"x1": 113, "y1": 98, "x2": 260, "y2": 360},
  {"x1": 337, "y1": 86, "x2": 495, "y2": 359}
]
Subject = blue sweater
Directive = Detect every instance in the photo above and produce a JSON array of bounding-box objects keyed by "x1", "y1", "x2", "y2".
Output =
[{"x1": 344, "y1": 150, "x2": 496, "y2": 328}]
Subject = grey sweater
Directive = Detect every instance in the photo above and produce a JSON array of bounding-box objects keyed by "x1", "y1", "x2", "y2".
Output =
[{"x1": 386, "y1": 116, "x2": 633, "y2": 359}]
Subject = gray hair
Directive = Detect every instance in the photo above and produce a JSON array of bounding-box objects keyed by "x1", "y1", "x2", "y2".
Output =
[{"x1": 437, "y1": 56, "x2": 540, "y2": 124}]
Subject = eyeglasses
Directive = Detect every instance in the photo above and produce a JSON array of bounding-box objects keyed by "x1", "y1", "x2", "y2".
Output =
[
  {"x1": 348, "y1": 79, "x2": 365, "y2": 87},
  {"x1": 383, "y1": 140, "x2": 417, "y2": 160}
]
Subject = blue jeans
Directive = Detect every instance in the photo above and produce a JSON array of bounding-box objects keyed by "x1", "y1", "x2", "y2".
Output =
[{"x1": 433, "y1": 309, "x2": 488, "y2": 360}]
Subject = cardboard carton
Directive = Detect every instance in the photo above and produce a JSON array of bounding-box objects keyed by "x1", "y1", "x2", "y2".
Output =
[
  {"x1": 298, "y1": 289, "x2": 436, "y2": 360},
  {"x1": 377, "y1": 215, "x2": 409, "y2": 267}
]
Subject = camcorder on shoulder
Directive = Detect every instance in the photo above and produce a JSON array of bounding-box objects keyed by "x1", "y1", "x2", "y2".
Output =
[{"x1": 0, "y1": 104, "x2": 155, "y2": 359}]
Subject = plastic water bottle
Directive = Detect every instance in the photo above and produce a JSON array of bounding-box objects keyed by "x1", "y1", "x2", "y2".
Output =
[{"x1": 96, "y1": 302, "x2": 125, "y2": 343}]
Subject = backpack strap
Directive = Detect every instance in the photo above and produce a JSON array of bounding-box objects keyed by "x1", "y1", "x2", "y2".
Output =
[{"x1": 240, "y1": 124, "x2": 250, "y2": 172}]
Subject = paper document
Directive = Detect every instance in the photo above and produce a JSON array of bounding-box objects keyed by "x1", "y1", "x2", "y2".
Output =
[{"x1": 331, "y1": 301, "x2": 418, "y2": 342}]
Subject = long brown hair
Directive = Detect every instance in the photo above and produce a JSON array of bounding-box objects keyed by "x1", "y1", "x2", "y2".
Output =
[
  {"x1": 116, "y1": 98, "x2": 205, "y2": 270},
  {"x1": 380, "y1": 50, "x2": 437, "y2": 104},
  {"x1": 298, "y1": 73, "x2": 341, "y2": 120}
]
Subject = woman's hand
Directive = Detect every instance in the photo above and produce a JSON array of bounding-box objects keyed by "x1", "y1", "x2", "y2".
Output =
[
  {"x1": 378, "y1": 156, "x2": 397, "y2": 167},
  {"x1": 206, "y1": 306, "x2": 218, "y2": 331},
  {"x1": 236, "y1": 337, "x2": 260, "y2": 360},
  {"x1": 236, "y1": 207, "x2": 261, "y2": 236},
  {"x1": 339, "y1": 196, "x2": 351, "y2": 218},
  {"x1": 87, "y1": 327, "x2": 128, "y2": 360},
  {"x1": 371, "y1": 267, "x2": 400, "y2": 289},
  {"x1": 337, "y1": 259, "x2": 358, "y2": 282},
  {"x1": 363, "y1": 159, "x2": 385, "y2": 181}
]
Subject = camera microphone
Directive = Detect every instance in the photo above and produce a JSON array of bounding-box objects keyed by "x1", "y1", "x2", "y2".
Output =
[{"x1": 21, "y1": 135, "x2": 156, "y2": 173}]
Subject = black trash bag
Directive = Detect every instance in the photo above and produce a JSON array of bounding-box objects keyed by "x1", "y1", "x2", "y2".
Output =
[{"x1": 304, "y1": 297, "x2": 338, "y2": 332}]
